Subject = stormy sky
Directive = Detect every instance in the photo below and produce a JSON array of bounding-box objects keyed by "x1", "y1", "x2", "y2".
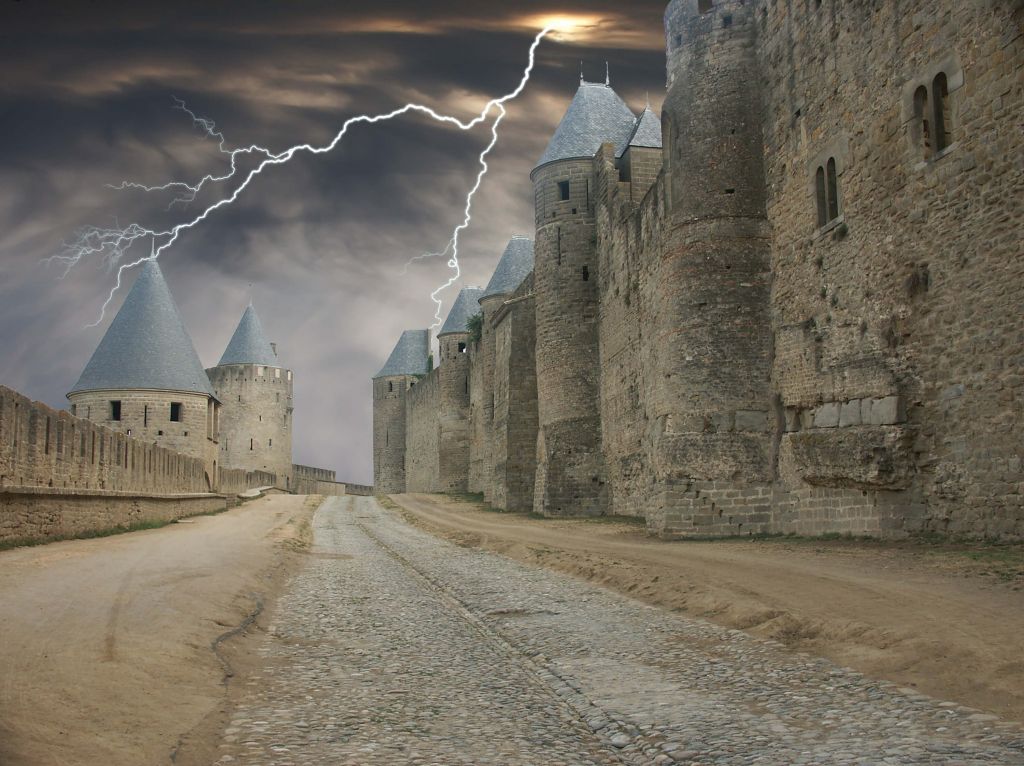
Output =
[{"x1": 0, "y1": 1, "x2": 668, "y2": 483}]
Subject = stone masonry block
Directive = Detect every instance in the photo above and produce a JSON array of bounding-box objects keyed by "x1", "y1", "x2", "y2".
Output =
[
  {"x1": 735, "y1": 410, "x2": 769, "y2": 432},
  {"x1": 839, "y1": 400, "x2": 862, "y2": 427},
  {"x1": 813, "y1": 402, "x2": 841, "y2": 428},
  {"x1": 869, "y1": 396, "x2": 906, "y2": 425}
]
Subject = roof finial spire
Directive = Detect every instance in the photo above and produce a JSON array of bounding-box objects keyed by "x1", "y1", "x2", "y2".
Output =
[
  {"x1": 645, "y1": 91, "x2": 651, "y2": 109},
  {"x1": 580, "y1": 60, "x2": 584, "y2": 84},
  {"x1": 605, "y1": 61, "x2": 610, "y2": 86},
  {"x1": 248, "y1": 282, "x2": 253, "y2": 308}
]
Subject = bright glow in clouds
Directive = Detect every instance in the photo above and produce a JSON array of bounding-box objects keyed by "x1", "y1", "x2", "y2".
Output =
[
  {"x1": 521, "y1": 13, "x2": 606, "y2": 42},
  {"x1": 49, "y1": 27, "x2": 553, "y2": 329}
]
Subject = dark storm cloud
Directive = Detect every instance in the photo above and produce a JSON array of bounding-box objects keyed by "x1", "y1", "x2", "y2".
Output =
[{"x1": 0, "y1": 0, "x2": 667, "y2": 482}]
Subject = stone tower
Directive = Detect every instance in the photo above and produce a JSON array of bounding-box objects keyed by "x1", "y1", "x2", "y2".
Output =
[
  {"x1": 531, "y1": 80, "x2": 636, "y2": 517},
  {"x1": 206, "y1": 304, "x2": 293, "y2": 489},
  {"x1": 372, "y1": 329, "x2": 430, "y2": 494},
  {"x1": 653, "y1": 0, "x2": 774, "y2": 525},
  {"x1": 437, "y1": 287, "x2": 483, "y2": 492},
  {"x1": 474, "y1": 236, "x2": 534, "y2": 501},
  {"x1": 67, "y1": 260, "x2": 220, "y2": 481}
]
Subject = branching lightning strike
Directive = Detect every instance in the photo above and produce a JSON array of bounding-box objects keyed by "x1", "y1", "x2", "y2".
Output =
[{"x1": 51, "y1": 27, "x2": 552, "y2": 328}]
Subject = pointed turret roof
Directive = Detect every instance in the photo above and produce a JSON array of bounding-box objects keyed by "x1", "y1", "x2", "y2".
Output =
[
  {"x1": 68, "y1": 260, "x2": 215, "y2": 397},
  {"x1": 438, "y1": 287, "x2": 484, "y2": 337},
  {"x1": 534, "y1": 81, "x2": 636, "y2": 172},
  {"x1": 218, "y1": 304, "x2": 278, "y2": 367},
  {"x1": 374, "y1": 329, "x2": 430, "y2": 379},
  {"x1": 481, "y1": 237, "x2": 534, "y2": 300},
  {"x1": 616, "y1": 105, "x2": 663, "y2": 157}
]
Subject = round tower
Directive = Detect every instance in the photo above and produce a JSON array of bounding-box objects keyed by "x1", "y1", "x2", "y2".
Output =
[
  {"x1": 475, "y1": 236, "x2": 535, "y2": 501},
  {"x1": 531, "y1": 80, "x2": 636, "y2": 517},
  {"x1": 436, "y1": 287, "x2": 483, "y2": 492},
  {"x1": 652, "y1": 0, "x2": 773, "y2": 493},
  {"x1": 67, "y1": 260, "x2": 220, "y2": 483},
  {"x1": 372, "y1": 329, "x2": 430, "y2": 494},
  {"x1": 206, "y1": 305, "x2": 293, "y2": 489}
]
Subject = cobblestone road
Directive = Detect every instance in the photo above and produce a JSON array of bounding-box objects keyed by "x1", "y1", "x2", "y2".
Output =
[{"x1": 215, "y1": 497, "x2": 1024, "y2": 765}]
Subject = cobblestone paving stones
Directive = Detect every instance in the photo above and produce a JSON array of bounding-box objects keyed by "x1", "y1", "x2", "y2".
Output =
[{"x1": 216, "y1": 497, "x2": 1024, "y2": 765}]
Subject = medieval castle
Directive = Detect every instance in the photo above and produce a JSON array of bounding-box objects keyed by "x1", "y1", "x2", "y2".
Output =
[{"x1": 373, "y1": 0, "x2": 1024, "y2": 540}]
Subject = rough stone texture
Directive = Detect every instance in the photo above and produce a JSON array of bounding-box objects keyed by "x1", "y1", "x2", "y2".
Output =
[
  {"x1": 207, "y1": 362, "x2": 293, "y2": 489},
  {"x1": 0, "y1": 488, "x2": 226, "y2": 545},
  {"x1": 437, "y1": 331, "x2": 472, "y2": 493},
  {"x1": 215, "y1": 497, "x2": 1024, "y2": 765}
]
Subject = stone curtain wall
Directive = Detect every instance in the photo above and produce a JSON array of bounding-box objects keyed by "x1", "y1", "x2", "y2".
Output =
[
  {"x1": 2, "y1": 386, "x2": 209, "y2": 493},
  {"x1": 219, "y1": 468, "x2": 277, "y2": 496},
  {"x1": 373, "y1": 375, "x2": 416, "y2": 494},
  {"x1": 292, "y1": 463, "x2": 357, "y2": 496}
]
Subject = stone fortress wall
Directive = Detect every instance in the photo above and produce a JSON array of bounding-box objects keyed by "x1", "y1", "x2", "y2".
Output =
[
  {"x1": 0, "y1": 386, "x2": 271, "y2": 544},
  {"x1": 375, "y1": 0, "x2": 1023, "y2": 540}
]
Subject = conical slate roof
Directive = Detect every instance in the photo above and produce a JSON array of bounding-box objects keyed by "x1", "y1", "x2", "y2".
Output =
[
  {"x1": 218, "y1": 304, "x2": 278, "y2": 367},
  {"x1": 438, "y1": 287, "x2": 484, "y2": 337},
  {"x1": 69, "y1": 260, "x2": 215, "y2": 397},
  {"x1": 481, "y1": 237, "x2": 534, "y2": 300},
  {"x1": 616, "y1": 106, "x2": 663, "y2": 157},
  {"x1": 534, "y1": 81, "x2": 636, "y2": 171},
  {"x1": 374, "y1": 329, "x2": 430, "y2": 379}
]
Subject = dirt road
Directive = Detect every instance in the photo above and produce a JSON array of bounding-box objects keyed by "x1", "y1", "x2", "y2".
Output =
[
  {"x1": 389, "y1": 493, "x2": 1024, "y2": 723},
  {"x1": 0, "y1": 494, "x2": 318, "y2": 766}
]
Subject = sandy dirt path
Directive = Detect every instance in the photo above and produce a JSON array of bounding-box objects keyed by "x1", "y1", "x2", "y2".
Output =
[
  {"x1": 389, "y1": 493, "x2": 1024, "y2": 723},
  {"x1": 0, "y1": 493, "x2": 318, "y2": 766}
]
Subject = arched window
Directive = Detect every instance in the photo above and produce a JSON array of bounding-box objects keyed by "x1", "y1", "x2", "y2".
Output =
[
  {"x1": 814, "y1": 158, "x2": 841, "y2": 228},
  {"x1": 913, "y1": 85, "x2": 932, "y2": 159},
  {"x1": 388, "y1": 381, "x2": 393, "y2": 392},
  {"x1": 932, "y1": 72, "x2": 950, "y2": 153}
]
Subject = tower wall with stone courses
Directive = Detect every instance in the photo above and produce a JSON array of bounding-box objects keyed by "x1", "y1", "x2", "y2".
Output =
[
  {"x1": 490, "y1": 275, "x2": 539, "y2": 512},
  {"x1": 438, "y1": 332, "x2": 471, "y2": 493},
  {"x1": 531, "y1": 158, "x2": 608, "y2": 517},
  {"x1": 467, "y1": 338, "x2": 487, "y2": 494},
  {"x1": 404, "y1": 369, "x2": 441, "y2": 492},
  {"x1": 755, "y1": 0, "x2": 1024, "y2": 539},
  {"x1": 373, "y1": 374, "x2": 417, "y2": 494},
  {"x1": 67, "y1": 389, "x2": 217, "y2": 474},
  {"x1": 476, "y1": 294, "x2": 504, "y2": 502},
  {"x1": 650, "y1": 0, "x2": 775, "y2": 535},
  {"x1": 207, "y1": 363, "x2": 293, "y2": 489}
]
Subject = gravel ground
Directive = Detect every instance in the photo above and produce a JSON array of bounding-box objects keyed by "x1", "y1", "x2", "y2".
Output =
[{"x1": 215, "y1": 496, "x2": 1024, "y2": 766}]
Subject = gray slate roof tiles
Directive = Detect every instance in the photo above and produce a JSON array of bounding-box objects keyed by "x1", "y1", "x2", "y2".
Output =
[
  {"x1": 438, "y1": 287, "x2": 484, "y2": 336},
  {"x1": 535, "y1": 81, "x2": 637, "y2": 171},
  {"x1": 616, "y1": 106, "x2": 663, "y2": 157},
  {"x1": 374, "y1": 329, "x2": 431, "y2": 379},
  {"x1": 69, "y1": 260, "x2": 215, "y2": 397},
  {"x1": 481, "y1": 237, "x2": 535, "y2": 300},
  {"x1": 218, "y1": 304, "x2": 279, "y2": 367}
]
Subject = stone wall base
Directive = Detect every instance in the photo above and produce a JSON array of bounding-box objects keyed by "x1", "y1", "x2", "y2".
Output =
[{"x1": 0, "y1": 487, "x2": 228, "y2": 546}]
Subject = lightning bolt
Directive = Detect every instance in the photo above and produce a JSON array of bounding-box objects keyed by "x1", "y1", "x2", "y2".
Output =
[{"x1": 51, "y1": 27, "x2": 552, "y2": 328}]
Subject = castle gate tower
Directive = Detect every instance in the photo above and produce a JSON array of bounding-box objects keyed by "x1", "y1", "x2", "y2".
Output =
[
  {"x1": 652, "y1": 0, "x2": 774, "y2": 527},
  {"x1": 206, "y1": 304, "x2": 293, "y2": 489},
  {"x1": 437, "y1": 287, "x2": 483, "y2": 492},
  {"x1": 67, "y1": 260, "x2": 220, "y2": 482},
  {"x1": 531, "y1": 80, "x2": 637, "y2": 517},
  {"x1": 372, "y1": 329, "x2": 430, "y2": 494},
  {"x1": 475, "y1": 236, "x2": 534, "y2": 502}
]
